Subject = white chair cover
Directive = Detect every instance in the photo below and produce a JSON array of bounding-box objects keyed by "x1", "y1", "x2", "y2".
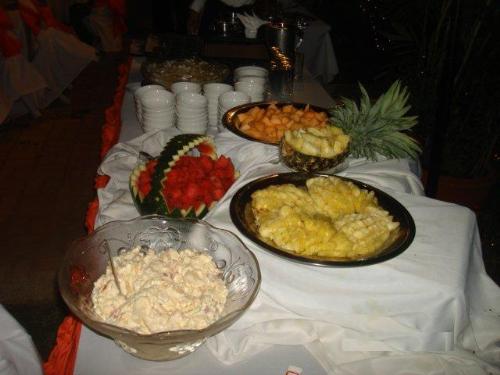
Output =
[
  {"x1": 87, "y1": 4, "x2": 123, "y2": 52},
  {"x1": 0, "y1": 305, "x2": 43, "y2": 375},
  {"x1": 18, "y1": 0, "x2": 97, "y2": 108},
  {"x1": 31, "y1": 27, "x2": 96, "y2": 107},
  {"x1": 0, "y1": 10, "x2": 47, "y2": 122},
  {"x1": 0, "y1": 54, "x2": 47, "y2": 119}
]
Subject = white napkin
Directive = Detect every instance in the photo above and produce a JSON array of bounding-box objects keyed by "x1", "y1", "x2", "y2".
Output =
[
  {"x1": 94, "y1": 131, "x2": 500, "y2": 374},
  {"x1": 236, "y1": 12, "x2": 268, "y2": 37}
]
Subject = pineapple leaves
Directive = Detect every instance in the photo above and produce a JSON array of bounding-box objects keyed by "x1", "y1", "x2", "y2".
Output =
[{"x1": 329, "y1": 80, "x2": 421, "y2": 161}]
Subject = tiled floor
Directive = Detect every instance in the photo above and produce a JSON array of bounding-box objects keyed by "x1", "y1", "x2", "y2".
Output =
[
  {"x1": 0, "y1": 54, "x2": 498, "y2": 363},
  {"x1": 0, "y1": 54, "x2": 124, "y2": 360}
]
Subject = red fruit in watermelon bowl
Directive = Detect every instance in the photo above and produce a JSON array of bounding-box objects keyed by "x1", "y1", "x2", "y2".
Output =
[{"x1": 130, "y1": 134, "x2": 239, "y2": 219}]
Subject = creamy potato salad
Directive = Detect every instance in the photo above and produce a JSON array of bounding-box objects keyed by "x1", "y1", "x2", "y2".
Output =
[{"x1": 91, "y1": 247, "x2": 228, "y2": 334}]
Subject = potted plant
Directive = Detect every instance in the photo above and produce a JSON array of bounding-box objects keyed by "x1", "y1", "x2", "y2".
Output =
[{"x1": 377, "y1": 0, "x2": 499, "y2": 211}]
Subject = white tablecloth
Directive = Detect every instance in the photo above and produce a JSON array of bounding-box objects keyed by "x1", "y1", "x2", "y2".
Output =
[
  {"x1": 73, "y1": 67, "x2": 500, "y2": 374},
  {"x1": 0, "y1": 305, "x2": 43, "y2": 375}
]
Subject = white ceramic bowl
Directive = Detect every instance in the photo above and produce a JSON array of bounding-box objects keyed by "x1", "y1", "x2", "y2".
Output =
[
  {"x1": 176, "y1": 92, "x2": 208, "y2": 107},
  {"x1": 235, "y1": 82, "x2": 265, "y2": 94},
  {"x1": 177, "y1": 112, "x2": 208, "y2": 120},
  {"x1": 237, "y1": 76, "x2": 267, "y2": 85},
  {"x1": 134, "y1": 84, "x2": 166, "y2": 100},
  {"x1": 203, "y1": 83, "x2": 233, "y2": 95},
  {"x1": 142, "y1": 113, "x2": 175, "y2": 121},
  {"x1": 219, "y1": 91, "x2": 250, "y2": 108},
  {"x1": 171, "y1": 81, "x2": 202, "y2": 94},
  {"x1": 141, "y1": 107, "x2": 174, "y2": 117},
  {"x1": 141, "y1": 90, "x2": 175, "y2": 109},
  {"x1": 142, "y1": 114, "x2": 175, "y2": 122},
  {"x1": 234, "y1": 66, "x2": 268, "y2": 81},
  {"x1": 141, "y1": 107, "x2": 175, "y2": 114},
  {"x1": 176, "y1": 104, "x2": 207, "y2": 114}
]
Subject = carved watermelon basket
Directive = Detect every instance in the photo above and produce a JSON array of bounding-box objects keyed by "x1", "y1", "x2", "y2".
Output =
[{"x1": 130, "y1": 134, "x2": 238, "y2": 219}]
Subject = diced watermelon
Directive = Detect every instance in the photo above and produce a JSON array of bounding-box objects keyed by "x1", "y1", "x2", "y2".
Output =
[
  {"x1": 199, "y1": 155, "x2": 214, "y2": 172},
  {"x1": 154, "y1": 148, "x2": 237, "y2": 215},
  {"x1": 197, "y1": 142, "x2": 216, "y2": 158},
  {"x1": 213, "y1": 188, "x2": 225, "y2": 200},
  {"x1": 215, "y1": 155, "x2": 230, "y2": 169}
]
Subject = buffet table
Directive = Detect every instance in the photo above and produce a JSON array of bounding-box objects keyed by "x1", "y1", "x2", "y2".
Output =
[{"x1": 55, "y1": 59, "x2": 500, "y2": 375}]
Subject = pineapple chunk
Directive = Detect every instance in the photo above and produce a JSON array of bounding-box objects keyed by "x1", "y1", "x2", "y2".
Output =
[
  {"x1": 257, "y1": 206, "x2": 340, "y2": 256},
  {"x1": 307, "y1": 176, "x2": 378, "y2": 218},
  {"x1": 251, "y1": 184, "x2": 315, "y2": 225},
  {"x1": 334, "y1": 207, "x2": 399, "y2": 257},
  {"x1": 251, "y1": 176, "x2": 399, "y2": 260},
  {"x1": 284, "y1": 126, "x2": 350, "y2": 158}
]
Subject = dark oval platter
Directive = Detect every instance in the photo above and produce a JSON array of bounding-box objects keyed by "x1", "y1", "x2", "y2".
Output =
[
  {"x1": 229, "y1": 172, "x2": 416, "y2": 267},
  {"x1": 222, "y1": 101, "x2": 329, "y2": 145}
]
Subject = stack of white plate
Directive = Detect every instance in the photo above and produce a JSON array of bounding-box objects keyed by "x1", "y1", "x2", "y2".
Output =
[
  {"x1": 176, "y1": 92, "x2": 208, "y2": 134},
  {"x1": 218, "y1": 91, "x2": 251, "y2": 130},
  {"x1": 171, "y1": 81, "x2": 202, "y2": 96},
  {"x1": 235, "y1": 80, "x2": 266, "y2": 102},
  {"x1": 203, "y1": 83, "x2": 233, "y2": 128},
  {"x1": 138, "y1": 87, "x2": 175, "y2": 132},
  {"x1": 133, "y1": 84, "x2": 165, "y2": 124}
]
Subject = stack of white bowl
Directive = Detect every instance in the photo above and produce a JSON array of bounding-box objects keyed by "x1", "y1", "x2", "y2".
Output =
[
  {"x1": 203, "y1": 83, "x2": 233, "y2": 128},
  {"x1": 135, "y1": 85, "x2": 176, "y2": 132},
  {"x1": 233, "y1": 65, "x2": 269, "y2": 82},
  {"x1": 235, "y1": 78, "x2": 266, "y2": 102},
  {"x1": 176, "y1": 92, "x2": 208, "y2": 134},
  {"x1": 218, "y1": 90, "x2": 251, "y2": 130},
  {"x1": 234, "y1": 66, "x2": 269, "y2": 103},
  {"x1": 133, "y1": 84, "x2": 164, "y2": 124},
  {"x1": 171, "y1": 81, "x2": 202, "y2": 96},
  {"x1": 127, "y1": 82, "x2": 142, "y2": 108}
]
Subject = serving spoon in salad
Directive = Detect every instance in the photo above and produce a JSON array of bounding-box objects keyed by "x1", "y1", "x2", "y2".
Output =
[{"x1": 103, "y1": 240, "x2": 125, "y2": 296}]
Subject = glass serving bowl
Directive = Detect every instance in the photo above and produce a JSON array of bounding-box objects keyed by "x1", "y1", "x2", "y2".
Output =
[{"x1": 58, "y1": 215, "x2": 261, "y2": 361}]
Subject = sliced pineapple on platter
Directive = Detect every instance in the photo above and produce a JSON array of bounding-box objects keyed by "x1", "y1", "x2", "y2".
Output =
[{"x1": 229, "y1": 172, "x2": 415, "y2": 267}]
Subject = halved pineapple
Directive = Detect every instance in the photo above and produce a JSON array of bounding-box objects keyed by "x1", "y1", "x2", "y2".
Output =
[{"x1": 280, "y1": 126, "x2": 350, "y2": 173}]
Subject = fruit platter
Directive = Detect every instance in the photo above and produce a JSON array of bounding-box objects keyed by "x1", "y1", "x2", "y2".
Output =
[
  {"x1": 223, "y1": 81, "x2": 421, "y2": 174},
  {"x1": 222, "y1": 102, "x2": 330, "y2": 145},
  {"x1": 230, "y1": 172, "x2": 416, "y2": 267},
  {"x1": 130, "y1": 134, "x2": 238, "y2": 218}
]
